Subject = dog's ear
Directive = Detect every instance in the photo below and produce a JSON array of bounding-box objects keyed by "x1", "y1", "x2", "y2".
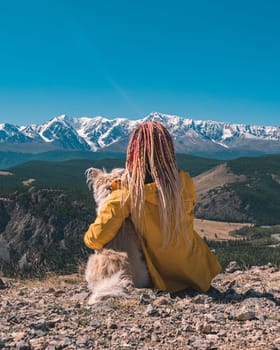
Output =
[
  {"x1": 112, "y1": 168, "x2": 126, "y2": 177},
  {"x1": 85, "y1": 167, "x2": 103, "y2": 190}
]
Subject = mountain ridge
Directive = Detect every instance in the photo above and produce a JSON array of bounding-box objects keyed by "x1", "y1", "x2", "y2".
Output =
[{"x1": 1, "y1": 112, "x2": 279, "y2": 157}]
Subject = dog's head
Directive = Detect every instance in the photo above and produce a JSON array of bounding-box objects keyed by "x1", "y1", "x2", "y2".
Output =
[{"x1": 85, "y1": 167, "x2": 126, "y2": 213}]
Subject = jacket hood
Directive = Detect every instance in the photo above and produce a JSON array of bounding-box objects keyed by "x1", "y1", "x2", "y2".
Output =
[{"x1": 143, "y1": 171, "x2": 187, "y2": 205}]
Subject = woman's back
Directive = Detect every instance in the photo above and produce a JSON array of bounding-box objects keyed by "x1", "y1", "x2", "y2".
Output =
[{"x1": 131, "y1": 170, "x2": 221, "y2": 293}]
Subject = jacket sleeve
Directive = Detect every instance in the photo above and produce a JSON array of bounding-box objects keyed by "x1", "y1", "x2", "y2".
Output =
[{"x1": 84, "y1": 190, "x2": 130, "y2": 250}]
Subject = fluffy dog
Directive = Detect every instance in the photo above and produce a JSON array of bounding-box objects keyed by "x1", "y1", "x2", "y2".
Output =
[{"x1": 85, "y1": 167, "x2": 150, "y2": 304}]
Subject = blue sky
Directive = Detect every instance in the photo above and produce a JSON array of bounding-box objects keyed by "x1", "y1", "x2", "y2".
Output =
[{"x1": 0, "y1": 0, "x2": 279, "y2": 126}]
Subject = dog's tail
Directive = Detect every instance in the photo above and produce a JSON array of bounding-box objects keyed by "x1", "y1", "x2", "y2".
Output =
[
  {"x1": 87, "y1": 270, "x2": 131, "y2": 304},
  {"x1": 85, "y1": 250, "x2": 132, "y2": 304}
]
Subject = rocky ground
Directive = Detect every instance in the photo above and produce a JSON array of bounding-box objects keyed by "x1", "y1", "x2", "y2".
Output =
[{"x1": 0, "y1": 262, "x2": 279, "y2": 350}]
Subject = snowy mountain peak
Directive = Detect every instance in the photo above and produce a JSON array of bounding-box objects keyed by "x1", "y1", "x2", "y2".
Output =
[{"x1": 0, "y1": 112, "x2": 279, "y2": 157}]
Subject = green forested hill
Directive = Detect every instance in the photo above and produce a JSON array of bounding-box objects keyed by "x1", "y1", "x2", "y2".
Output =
[
  {"x1": 227, "y1": 155, "x2": 280, "y2": 225},
  {"x1": 0, "y1": 154, "x2": 222, "y2": 196},
  {"x1": 228, "y1": 154, "x2": 280, "y2": 176},
  {"x1": 0, "y1": 159, "x2": 125, "y2": 194},
  {"x1": 0, "y1": 150, "x2": 126, "y2": 169}
]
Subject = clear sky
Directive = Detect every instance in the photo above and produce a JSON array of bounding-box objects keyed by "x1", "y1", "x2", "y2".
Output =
[{"x1": 0, "y1": 0, "x2": 279, "y2": 126}]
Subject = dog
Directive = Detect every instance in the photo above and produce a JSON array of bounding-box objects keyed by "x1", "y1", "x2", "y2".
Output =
[{"x1": 85, "y1": 167, "x2": 150, "y2": 304}]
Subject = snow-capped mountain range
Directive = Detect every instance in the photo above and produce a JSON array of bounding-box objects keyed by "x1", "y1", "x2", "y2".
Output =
[{"x1": 0, "y1": 112, "x2": 280, "y2": 157}]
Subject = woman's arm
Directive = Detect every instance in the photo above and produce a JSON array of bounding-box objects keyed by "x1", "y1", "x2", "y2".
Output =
[{"x1": 84, "y1": 190, "x2": 130, "y2": 250}]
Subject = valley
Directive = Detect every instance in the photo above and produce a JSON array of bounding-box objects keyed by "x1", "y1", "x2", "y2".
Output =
[{"x1": 0, "y1": 153, "x2": 279, "y2": 277}]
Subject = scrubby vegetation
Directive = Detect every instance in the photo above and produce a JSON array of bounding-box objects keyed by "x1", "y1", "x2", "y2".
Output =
[{"x1": 207, "y1": 225, "x2": 280, "y2": 269}]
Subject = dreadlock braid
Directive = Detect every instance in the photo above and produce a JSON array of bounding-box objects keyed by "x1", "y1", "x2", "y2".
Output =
[{"x1": 124, "y1": 121, "x2": 185, "y2": 247}]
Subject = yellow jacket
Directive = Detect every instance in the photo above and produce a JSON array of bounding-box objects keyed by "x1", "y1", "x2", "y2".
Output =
[{"x1": 84, "y1": 171, "x2": 221, "y2": 293}]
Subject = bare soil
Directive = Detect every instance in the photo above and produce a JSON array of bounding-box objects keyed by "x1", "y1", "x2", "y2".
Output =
[
  {"x1": 0, "y1": 171, "x2": 13, "y2": 176},
  {"x1": 22, "y1": 178, "x2": 36, "y2": 186}
]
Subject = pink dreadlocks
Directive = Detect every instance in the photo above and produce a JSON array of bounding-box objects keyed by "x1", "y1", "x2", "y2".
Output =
[{"x1": 124, "y1": 121, "x2": 185, "y2": 247}]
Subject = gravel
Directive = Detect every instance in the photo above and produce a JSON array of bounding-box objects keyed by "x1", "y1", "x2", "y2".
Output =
[{"x1": 0, "y1": 263, "x2": 279, "y2": 349}]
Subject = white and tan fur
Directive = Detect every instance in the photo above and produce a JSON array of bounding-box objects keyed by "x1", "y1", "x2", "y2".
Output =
[{"x1": 85, "y1": 167, "x2": 150, "y2": 304}]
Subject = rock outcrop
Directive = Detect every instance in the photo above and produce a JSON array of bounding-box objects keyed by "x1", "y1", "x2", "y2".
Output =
[{"x1": 0, "y1": 188, "x2": 93, "y2": 277}]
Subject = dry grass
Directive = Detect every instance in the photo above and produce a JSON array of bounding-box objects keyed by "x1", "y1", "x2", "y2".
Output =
[
  {"x1": 3, "y1": 272, "x2": 85, "y2": 290},
  {"x1": 194, "y1": 218, "x2": 251, "y2": 240},
  {"x1": 22, "y1": 273, "x2": 84, "y2": 288}
]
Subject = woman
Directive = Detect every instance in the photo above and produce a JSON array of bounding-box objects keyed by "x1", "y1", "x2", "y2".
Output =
[{"x1": 84, "y1": 121, "x2": 221, "y2": 293}]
